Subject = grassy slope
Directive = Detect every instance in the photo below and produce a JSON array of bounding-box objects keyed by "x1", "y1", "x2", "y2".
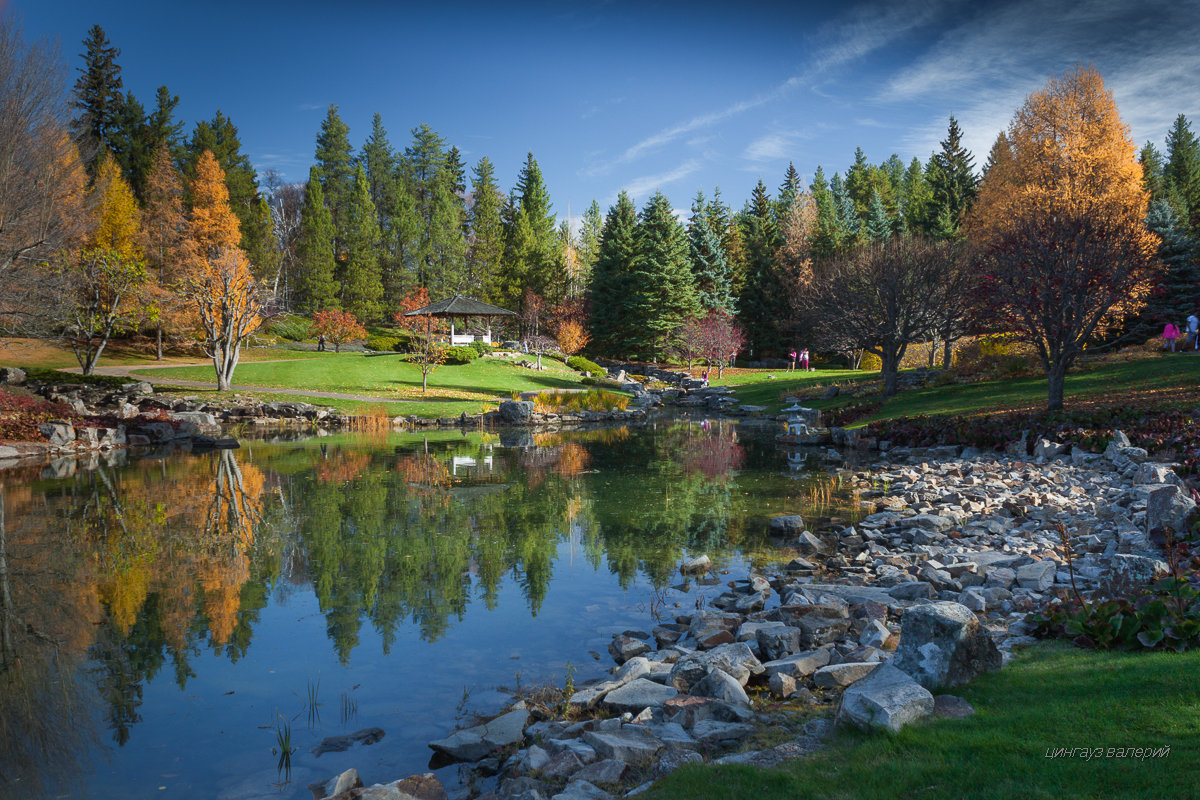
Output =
[{"x1": 647, "y1": 642, "x2": 1199, "y2": 800}]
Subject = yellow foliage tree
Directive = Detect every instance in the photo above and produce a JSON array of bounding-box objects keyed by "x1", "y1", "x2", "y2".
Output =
[
  {"x1": 968, "y1": 65, "x2": 1160, "y2": 410},
  {"x1": 89, "y1": 151, "x2": 141, "y2": 258}
]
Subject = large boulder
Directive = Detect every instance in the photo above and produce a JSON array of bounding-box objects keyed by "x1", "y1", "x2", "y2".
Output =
[
  {"x1": 768, "y1": 515, "x2": 805, "y2": 536},
  {"x1": 1146, "y1": 485, "x2": 1196, "y2": 534},
  {"x1": 893, "y1": 602, "x2": 1002, "y2": 689},
  {"x1": 599, "y1": 678, "x2": 678, "y2": 714},
  {"x1": 38, "y1": 420, "x2": 74, "y2": 447},
  {"x1": 668, "y1": 642, "x2": 762, "y2": 691},
  {"x1": 582, "y1": 727, "x2": 663, "y2": 768},
  {"x1": 836, "y1": 663, "x2": 934, "y2": 733},
  {"x1": 0, "y1": 367, "x2": 26, "y2": 385},
  {"x1": 498, "y1": 400, "x2": 535, "y2": 424},
  {"x1": 428, "y1": 708, "x2": 528, "y2": 762},
  {"x1": 691, "y1": 669, "x2": 750, "y2": 707}
]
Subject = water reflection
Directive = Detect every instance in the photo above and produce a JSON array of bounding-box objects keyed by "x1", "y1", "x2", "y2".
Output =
[{"x1": 0, "y1": 421, "x2": 855, "y2": 799}]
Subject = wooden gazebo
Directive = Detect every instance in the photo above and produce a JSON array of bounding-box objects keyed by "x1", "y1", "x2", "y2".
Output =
[{"x1": 402, "y1": 295, "x2": 517, "y2": 345}]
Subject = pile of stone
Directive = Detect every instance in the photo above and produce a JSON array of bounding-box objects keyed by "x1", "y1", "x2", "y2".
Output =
[{"x1": 485, "y1": 400, "x2": 649, "y2": 428}]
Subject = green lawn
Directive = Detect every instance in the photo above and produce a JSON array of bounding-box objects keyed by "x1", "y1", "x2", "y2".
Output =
[
  {"x1": 710, "y1": 368, "x2": 874, "y2": 410},
  {"x1": 154, "y1": 386, "x2": 493, "y2": 418},
  {"x1": 141, "y1": 352, "x2": 586, "y2": 402},
  {"x1": 646, "y1": 642, "x2": 1200, "y2": 800}
]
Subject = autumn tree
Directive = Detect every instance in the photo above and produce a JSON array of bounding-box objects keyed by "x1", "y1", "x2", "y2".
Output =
[
  {"x1": 969, "y1": 65, "x2": 1159, "y2": 410},
  {"x1": 311, "y1": 309, "x2": 367, "y2": 353},
  {"x1": 695, "y1": 311, "x2": 746, "y2": 378},
  {"x1": 398, "y1": 288, "x2": 446, "y2": 392},
  {"x1": 140, "y1": 143, "x2": 186, "y2": 358},
  {"x1": 89, "y1": 151, "x2": 141, "y2": 257},
  {"x1": 555, "y1": 319, "x2": 590, "y2": 357},
  {"x1": 179, "y1": 151, "x2": 264, "y2": 390},
  {"x1": 57, "y1": 248, "x2": 145, "y2": 374}
]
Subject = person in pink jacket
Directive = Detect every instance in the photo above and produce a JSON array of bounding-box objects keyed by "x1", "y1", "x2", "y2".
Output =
[{"x1": 1164, "y1": 322, "x2": 1181, "y2": 352}]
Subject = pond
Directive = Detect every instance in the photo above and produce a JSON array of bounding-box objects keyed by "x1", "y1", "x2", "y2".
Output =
[{"x1": 0, "y1": 419, "x2": 861, "y2": 799}]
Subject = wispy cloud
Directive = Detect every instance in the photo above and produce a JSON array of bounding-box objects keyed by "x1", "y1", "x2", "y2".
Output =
[
  {"x1": 744, "y1": 133, "x2": 795, "y2": 162},
  {"x1": 623, "y1": 160, "x2": 702, "y2": 203},
  {"x1": 297, "y1": 102, "x2": 324, "y2": 111}
]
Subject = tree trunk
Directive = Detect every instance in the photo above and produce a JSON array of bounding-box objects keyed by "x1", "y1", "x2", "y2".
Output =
[
  {"x1": 927, "y1": 337, "x2": 938, "y2": 369},
  {"x1": 1047, "y1": 363, "x2": 1067, "y2": 411},
  {"x1": 942, "y1": 337, "x2": 953, "y2": 369},
  {"x1": 881, "y1": 350, "x2": 900, "y2": 397},
  {"x1": 156, "y1": 325, "x2": 163, "y2": 361},
  {"x1": 422, "y1": 370, "x2": 428, "y2": 392}
]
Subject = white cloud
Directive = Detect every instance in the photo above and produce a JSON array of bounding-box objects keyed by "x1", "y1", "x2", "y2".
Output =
[{"x1": 622, "y1": 160, "x2": 703, "y2": 204}]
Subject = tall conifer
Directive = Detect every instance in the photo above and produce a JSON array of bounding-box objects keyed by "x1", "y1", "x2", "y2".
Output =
[
  {"x1": 630, "y1": 192, "x2": 699, "y2": 359},
  {"x1": 341, "y1": 166, "x2": 383, "y2": 321},
  {"x1": 295, "y1": 167, "x2": 338, "y2": 313}
]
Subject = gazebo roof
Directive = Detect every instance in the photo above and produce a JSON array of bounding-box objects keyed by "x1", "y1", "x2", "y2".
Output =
[{"x1": 403, "y1": 294, "x2": 517, "y2": 318}]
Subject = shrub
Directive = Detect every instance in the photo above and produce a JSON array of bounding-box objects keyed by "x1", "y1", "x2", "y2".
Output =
[
  {"x1": 365, "y1": 336, "x2": 402, "y2": 352},
  {"x1": 859, "y1": 351, "x2": 882, "y2": 371},
  {"x1": 567, "y1": 355, "x2": 605, "y2": 377},
  {"x1": 444, "y1": 345, "x2": 478, "y2": 365},
  {"x1": 470, "y1": 340, "x2": 493, "y2": 356},
  {"x1": 580, "y1": 377, "x2": 597, "y2": 386},
  {"x1": 954, "y1": 334, "x2": 1040, "y2": 378}
]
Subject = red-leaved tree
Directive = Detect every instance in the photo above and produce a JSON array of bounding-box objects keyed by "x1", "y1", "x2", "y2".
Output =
[
  {"x1": 312, "y1": 308, "x2": 367, "y2": 353},
  {"x1": 695, "y1": 312, "x2": 746, "y2": 378}
]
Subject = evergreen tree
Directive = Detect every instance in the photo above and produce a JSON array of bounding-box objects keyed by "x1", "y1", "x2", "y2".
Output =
[
  {"x1": 630, "y1": 192, "x2": 699, "y2": 359},
  {"x1": 865, "y1": 188, "x2": 893, "y2": 241},
  {"x1": 576, "y1": 199, "x2": 603, "y2": 274},
  {"x1": 294, "y1": 168, "x2": 338, "y2": 313},
  {"x1": 110, "y1": 91, "x2": 152, "y2": 199},
  {"x1": 901, "y1": 156, "x2": 931, "y2": 236},
  {"x1": 586, "y1": 191, "x2": 638, "y2": 355},
  {"x1": 184, "y1": 110, "x2": 266, "y2": 259},
  {"x1": 379, "y1": 174, "x2": 421, "y2": 307},
  {"x1": 926, "y1": 115, "x2": 978, "y2": 238},
  {"x1": 1164, "y1": 114, "x2": 1200, "y2": 236},
  {"x1": 981, "y1": 131, "x2": 1012, "y2": 178},
  {"x1": 502, "y1": 152, "x2": 559, "y2": 304},
  {"x1": 687, "y1": 191, "x2": 734, "y2": 315},
  {"x1": 809, "y1": 166, "x2": 839, "y2": 258},
  {"x1": 1139, "y1": 142, "x2": 1166, "y2": 204},
  {"x1": 341, "y1": 166, "x2": 383, "y2": 321},
  {"x1": 71, "y1": 24, "x2": 123, "y2": 176},
  {"x1": 706, "y1": 187, "x2": 745, "y2": 296},
  {"x1": 425, "y1": 167, "x2": 467, "y2": 298},
  {"x1": 830, "y1": 172, "x2": 860, "y2": 247},
  {"x1": 844, "y1": 146, "x2": 873, "y2": 219},
  {"x1": 360, "y1": 113, "x2": 396, "y2": 211},
  {"x1": 244, "y1": 194, "x2": 282, "y2": 287},
  {"x1": 738, "y1": 181, "x2": 786, "y2": 355},
  {"x1": 139, "y1": 143, "x2": 186, "y2": 357},
  {"x1": 466, "y1": 157, "x2": 504, "y2": 303},
  {"x1": 147, "y1": 86, "x2": 184, "y2": 154},
  {"x1": 775, "y1": 162, "x2": 801, "y2": 226},
  {"x1": 445, "y1": 146, "x2": 467, "y2": 195},
  {"x1": 314, "y1": 104, "x2": 355, "y2": 247}
]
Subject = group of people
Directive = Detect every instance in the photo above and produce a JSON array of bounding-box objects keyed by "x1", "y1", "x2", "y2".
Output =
[
  {"x1": 787, "y1": 348, "x2": 813, "y2": 372},
  {"x1": 1162, "y1": 315, "x2": 1200, "y2": 352}
]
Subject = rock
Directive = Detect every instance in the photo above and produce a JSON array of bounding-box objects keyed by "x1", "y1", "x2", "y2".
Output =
[
  {"x1": 769, "y1": 515, "x2": 805, "y2": 535},
  {"x1": 608, "y1": 635, "x2": 650, "y2": 664},
  {"x1": 1033, "y1": 439, "x2": 1068, "y2": 460},
  {"x1": 837, "y1": 664, "x2": 934, "y2": 732},
  {"x1": 1146, "y1": 485, "x2": 1196, "y2": 534},
  {"x1": 311, "y1": 727, "x2": 386, "y2": 757},
  {"x1": 541, "y1": 750, "x2": 587, "y2": 780},
  {"x1": 613, "y1": 656, "x2": 652, "y2": 683},
  {"x1": 1137, "y1": 463, "x2": 1182, "y2": 486},
  {"x1": 428, "y1": 709, "x2": 528, "y2": 762},
  {"x1": 0, "y1": 367, "x2": 26, "y2": 384},
  {"x1": 795, "y1": 531, "x2": 825, "y2": 554},
  {"x1": 761, "y1": 648, "x2": 832, "y2": 679},
  {"x1": 756, "y1": 625, "x2": 802, "y2": 661},
  {"x1": 932, "y1": 695, "x2": 976, "y2": 719},
  {"x1": 653, "y1": 748, "x2": 704, "y2": 778},
  {"x1": 888, "y1": 582, "x2": 936, "y2": 601},
  {"x1": 572, "y1": 758, "x2": 629, "y2": 786},
  {"x1": 813, "y1": 662, "x2": 878, "y2": 689},
  {"x1": 985, "y1": 567, "x2": 1016, "y2": 589},
  {"x1": 1110, "y1": 554, "x2": 1168, "y2": 588},
  {"x1": 893, "y1": 602, "x2": 1002, "y2": 689},
  {"x1": 859, "y1": 619, "x2": 895, "y2": 649},
  {"x1": 498, "y1": 400, "x2": 535, "y2": 424},
  {"x1": 690, "y1": 719, "x2": 756, "y2": 746},
  {"x1": 309, "y1": 768, "x2": 362, "y2": 800},
  {"x1": 123, "y1": 381, "x2": 154, "y2": 396},
  {"x1": 796, "y1": 614, "x2": 852, "y2": 647},
  {"x1": 680, "y1": 554, "x2": 712, "y2": 574},
  {"x1": 551, "y1": 779, "x2": 613, "y2": 800},
  {"x1": 582, "y1": 727, "x2": 663, "y2": 767},
  {"x1": 600, "y1": 678, "x2": 678, "y2": 714},
  {"x1": 1016, "y1": 560, "x2": 1056, "y2": 591},
  {"x1": 668, "y1": 643, "x2": 761, "y2": 690},
  {"x1": 692, "y1": 668, "x2": 750, "y2": 706},
  {"x1": 769, "y1": 672, "x2": 797, "y2": 698},
  {"x1": 38, "y1": 420, "x2": 74, "y2": 447},
  {"x1": 958, "y1": 588, "x2": 987, "y2": 613}
]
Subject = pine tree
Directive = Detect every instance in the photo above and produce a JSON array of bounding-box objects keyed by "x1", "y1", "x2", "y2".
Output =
[
  {"x1": 445, "y1": 146, "x2": 467, "y2": 195},
  {"x1": 71, "y1": 24, "x2": 123, "y2": 176},
  {"x1": 775, "y1": 162, "x2": 801, "y2": 226},
  {"x1": 147, "y1": 86, "x2": 184, "y2": 153},
  {"x1": 830, "y1": 172, "x2": 860, "y2": 247},
  {"x1": 294, "y1": 167, "x2": 338, "y2": 313},
  {"x1": 577, "y1": 200, "x2": 603, "y2": 273},
  {"x1": 340, "y1": 166, "x2": 383, "y2": 321},
  {"x1": 139, "y1": 143, "x2": 186, "y2": 358},
  {"x1": 845, "y1": 146, "x2": 873, "y2": 219},
  {"x1": 927, "y1": 116, "x2": 978, "y2": 238},
  {"x1": 502, "y1": 152, "x2": 559, "y2": 304},
  {"x1": 630, "y1": 192, "x2": 699, "y2": 359},
  {"x1": 901, "y1": 156, "x2": 931, "y2": 236},
  {"x1": 1140, "y1": 142, "x2": 1166, "y2": 204},
  {"x1": 809, "y1": 166, "x2": 839, "y2": 258},
  {"x1": 109, "y1": 91, "x2": 152, "y2": 199},
  {"x1": 1164, "y1": 114, "x2": 1200, "y2": 236},
  {"x1": 244, "y1": 195, "x2": 281, "y2": 289},
  {"x1": 687, "y1": 191, "x2": 734, "y2": 314},
  {"x1": 467, "y1": 157, "x2": 504, "y2": 302},
  {"x1": 379, "y1": 175, "x2": 421, "y2": 306},
  {"x1": 314, "y1": 104, "x2": 355, "y2": 247},
  {"x1": 706, "y1": 187, "x2": 745, "y2": 296},
  {"x1": 360, "y1": 113, "x2": 395, "y2": 211},
  {"x1": 738, "y1": 180, "x2": 786, "y2": 355},
  {"x1": 425, "y1": 167, "x2": 467, "y2": 298},
  {"x1": 865, "y1": 188, "x2": 893, "y2": 241},
  {"x1": 586, "y1": 191, "x2": 638, "y2": 355},
  {"x1": 1133, "y1": 199, "x2": 1200, "y2": 340}
]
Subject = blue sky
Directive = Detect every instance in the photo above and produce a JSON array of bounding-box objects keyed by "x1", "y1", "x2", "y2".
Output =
[{"x1": 8, "y1": 0, "x2": 1200, "y2": 224}]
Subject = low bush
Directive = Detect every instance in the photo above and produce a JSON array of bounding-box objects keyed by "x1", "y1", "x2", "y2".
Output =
[
  {"x1": 470, "y1": 340, "x2": 493, "y2": 356},
  {"x1": 24, "y1": 367, "x2": 131, "y2": 388},
  {"x1": 444, "y1": 345, "x2": 478, "y2": 365},
  {"x1": 567, "y1": 355, "x2": 605, "y2": 377},
  {"x1": 264, "y1": 314, "x2": 314, "y2": 342},
  {"x1": 859, "y1": 351, "x2": 882, "y2": 371},
  {"x1": 365, "y1": 336, "x2": 402, "y2": 352},
  {"x1": 0, "y1": 386, "x2": 79, "y2": 441},
  {"x1": 580, "y1": 377, "x2": 597, "y2": 386},
  {"x1": 954, "y1": 334, "x2": 1040, "y2": 379}
]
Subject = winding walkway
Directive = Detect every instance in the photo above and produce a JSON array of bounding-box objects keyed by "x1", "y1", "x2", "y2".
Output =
[{"x1": 69, "y1": 361, "x2": 422, "y2": 405}]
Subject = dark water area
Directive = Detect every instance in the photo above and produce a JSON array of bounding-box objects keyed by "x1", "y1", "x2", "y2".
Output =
[{"x1": 0, "y1": 419, "x2": 859, "y2": 799}]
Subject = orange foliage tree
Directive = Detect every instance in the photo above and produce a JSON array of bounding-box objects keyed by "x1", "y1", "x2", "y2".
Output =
[
  {"x1": 555, "y1": 319, "x2": 590, "y2": 356},
  {"x1": 179, "y1": 151, "x2": 265, "y2": 390},
  {"x1": 395, "y1": 287, "x2": 446, "y2": 392},
  {"x1": 968, "y1": 66, "x2": 1160, "y2": 410},
  {"x1": 312, "y1": 308, "x2": 367, "y2": 352}
]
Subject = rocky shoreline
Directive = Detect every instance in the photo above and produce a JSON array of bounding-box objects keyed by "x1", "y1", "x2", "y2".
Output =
[{"x1": 303, "y1": 430, "x2": 1194, "y2": 800}]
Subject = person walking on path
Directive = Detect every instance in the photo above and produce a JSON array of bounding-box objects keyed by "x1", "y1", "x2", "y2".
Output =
[
  {"x1": 317, "y1": 334, "x2": 326, "y2": 352},
  {"x1": 1163, "y1": 322, "x2": 1180, "y2": 352},
  {"x1": 1187, "y1": 314, "x2": 1199, "y2": 351},
  {"x1": 788, "y1": 349, "x2": 797, "y2": 372},
  {"x1": 800, "y1": 348, "x2": 811, "y2": 371}
]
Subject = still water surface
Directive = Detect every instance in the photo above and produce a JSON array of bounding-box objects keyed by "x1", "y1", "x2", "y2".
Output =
[{"x1": 0, "y1": 420, "x2": 854, "y2": 799}]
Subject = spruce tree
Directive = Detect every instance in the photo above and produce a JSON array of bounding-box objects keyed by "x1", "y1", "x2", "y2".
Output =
[
  {"x1": 630, "y1": 192, "x2": 699, "y2": 359},
  {"x1": 109, "y1": 91, "x2": 151, "y2": 199},
  {"x1": 738, "y1": 181, "x2": 786, "y2": 355},
  {"x1": 577, "y1": 199, "x2": 603, "y2": 274},
  {"x1": 865, "y1": 188, "x2": 893, "y2": 241},
  {"x1": 314, "y1": 105, "x2": 355, "y2": 246},
  {"x1": 295, "y1": 167, "x2": 339, "y2": 313},
  {"x1": 380, "y1": 175, "x2": 421, "y2": 306},
  {"x1": 147, "y1": 86, "x2": 184, "y2": 154},
  {"x1": 360, "y1": 113, "x2": 396, "y2": 210},
  {"x1": 707, "y1": 187, "x2": 745, "y2": 296},
  {"x1": 927, "y1": 116, "x2": 978, "y2": 238},
  {"x1": 1134, "y1": 200, "x2": 1200, "y2": 339},
  {"x1": 71, "y1": 24, "x2": 123, "y2": 176},
  {"x1": 845, "y1": 146, "x2": 872, "y2": 219},
  {"x1": 1164, "y1": 114, "x2": 1200, "y2": 236},
  {"x1": 1140, "y1": 142, "x2": 1166, "y2": 204},
  {"x1": 776, "y1": 162, "x2": 801, "y2": 226},
  {"x1": 341, "y1": 166, "x2": 383, "y2": 321},
  {"x1": 502, "y1": 152, "x2": 559, "y2": 304},
  {"x1": 687, "y1": 191, "x2": 734, "y2": 314},
  {"x1": 901, "y1": 156, "x2": 931, "y2": 236},
  {"x1": 467, "y1": 157, "x2": 504, "y2": 303},
  {"x1": 830, "y1": 172, "x2": 860, "y2": 246},
  {"x1": 425, "y1": 167, "x2": 467, "y2": 298},
  {"x1": 809, "y1": 166, "x2": 839, "y2": 258},
  {"x1": 185, "y1": 111, "x2": 268, "y2": 261},
  {"x1": 586, "y1": 192, "x2": 638, "y2": 355}
]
